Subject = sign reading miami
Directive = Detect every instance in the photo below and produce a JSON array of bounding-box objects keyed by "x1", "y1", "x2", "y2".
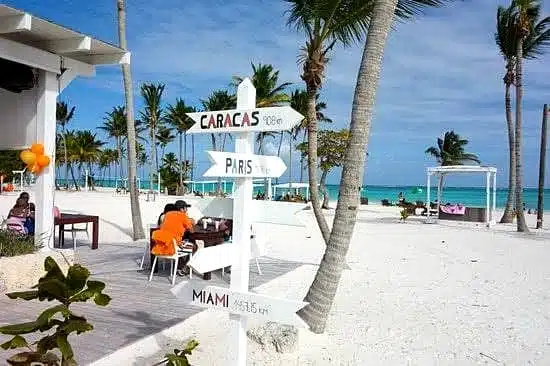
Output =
[{"x1": 186, "y1": 106, "x2": 305, "y2": 134}]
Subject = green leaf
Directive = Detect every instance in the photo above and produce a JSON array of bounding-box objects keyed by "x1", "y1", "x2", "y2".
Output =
[
  {"x1": 0, "y1": 335, "x2": 28, "y2": 350},
  {"x1": 6, "y1": 351, "x2": 40, "y2": 365},
  {"x1": 182, "y1": 339, "x2": 199, "y2": 354},
  {"x1": 60, "y1": 319, "x2": 93, "y2": 335},
  {"x1": 37, "y1": 279, "x2": 69, "y2": 302},
  {"x1": 56, "y1": 332, "x2": 74, "y2": 361},
  {"x1": 0, "y1": 321, "x2": 41, "y2": 335},
  {"x1": 66, "y1": 264, "x2": 90, "y2": 295},
  {"x1": 86, "y1": 280, "x2": 106, "y2": 293},
  {"x1": 36, "y1": 334, "x2": 57, "y2": 354},
  {"x1": 69, "y1": 289, "x2": 95, "y2": 302},
  {"x1": 6, "y1": 290, "x2": 39, "y2": 301},
  {"x1": 165, "y1": 353, "x2": 190, "y2": 366},
  {"x1": 36, "y1": 305, "x2": 71, "y2": 327},
  {"x1": 93, "y1": 293, "x2": 111, "y2": 306},
  {"x1": 43, "y1": 256, "x2": 66, "y2": 281}
]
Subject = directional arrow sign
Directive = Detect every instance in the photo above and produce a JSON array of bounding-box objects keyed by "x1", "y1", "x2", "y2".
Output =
[
  {"x1": 171, "y1": 282, "x2": 308, "y2": 327},
  {"x1": 203, "y1": 151, "x2": 286, "y2": 178},
  {"x1": 186, "y1": 106, "x2": 304, "y2": 134},
  {"x1": 188, "y1": 239, "x2": 265, "y2": 274}
]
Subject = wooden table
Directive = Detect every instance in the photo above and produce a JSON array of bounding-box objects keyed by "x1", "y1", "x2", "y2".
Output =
[
  {"x1": 149, "y1": 224, "x2": 227, "y2": 280},
  {"x1": 55, "y1": 213, "x2": 99, "y2": 250}
]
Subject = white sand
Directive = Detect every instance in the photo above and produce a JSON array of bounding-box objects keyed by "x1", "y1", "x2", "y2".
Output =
[{"x1": 1, "y1": 189, "x2": 549, "y2": 365}]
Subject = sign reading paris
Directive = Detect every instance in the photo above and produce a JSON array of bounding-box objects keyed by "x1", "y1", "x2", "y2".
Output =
[{"x1": 186, "y1": 106, "x2": 304, "y2": 134}]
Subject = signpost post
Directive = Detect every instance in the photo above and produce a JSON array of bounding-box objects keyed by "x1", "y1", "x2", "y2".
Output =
[{"x1": 183, "y1": 78, "x2": 305, "y2": 366}]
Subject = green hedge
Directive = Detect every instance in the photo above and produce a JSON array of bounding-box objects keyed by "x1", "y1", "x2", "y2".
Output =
[{"x1": 0, "y1": 229, "x2": 39, "y2": 257}]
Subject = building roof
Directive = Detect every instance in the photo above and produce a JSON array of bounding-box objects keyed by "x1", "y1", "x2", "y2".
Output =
[
  {"x1": 0, "y1": 4, "x2": 129, "y2": 65},
  {"x1": 427, "y1": 165, "x2": 497, "y2": 174},
  {"x1": 273, "y1": 183, "x2": 311, "y2": 189}
]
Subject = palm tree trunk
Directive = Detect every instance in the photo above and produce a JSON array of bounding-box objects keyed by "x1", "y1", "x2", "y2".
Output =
[
  {"x1": 298, "y1": 0, "x2": 397, "y2": 333},
  {"x1": 299, "y1": 131, "x2": 306, "y2": 183},
  {"x1": 210, "y1": 134, "x2": 222, "y2": 194},
  {"x1": 276, "y1": 132, "x2": 284, "y2": 185},
  {"x1": 500, "y1": 74, "x2": 516, "y2": 223},
  {"x1": 69, "y1": 164, "x2": 79, "y2": 190},
  {"x1": 320, "y1": 169, "x2": 329, "y2": 209},
  {"x1": 62, "y1": 130, "x2": 69, "y2": 189},
  {"x1": 178, "y1": 132, "x2": 183, "y2": 194},
  {"x1": 117, "y1": 0, "x2": 145, "y2": 239},
  {"x1": 514, "y1": 38, "x2": 529, "y2": 232},
  {"x1": 117, "y1": 138, "x2": 123, "y2": 179},
  {"x1": 305, "y1": 85, "x2": 330, "y2": 244}
]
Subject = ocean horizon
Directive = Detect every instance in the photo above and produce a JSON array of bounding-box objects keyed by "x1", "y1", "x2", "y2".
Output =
[{"x1": 58, "y1": 178, "x2": 549, "y2": 211}]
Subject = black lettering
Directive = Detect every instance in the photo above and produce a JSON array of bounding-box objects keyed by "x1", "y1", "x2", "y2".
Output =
[
  {"x1": 238, "y1": 160, "x2": 244, "y2": 174},
  {"x1": 192, "y1": 289, "x2": 203, "y2": 302},
  {"x1": 246, "y1": 160, "x2": 252, "y2": 174},
  {"x1": 216, "y1": 114, "x2": 224, "y2": 128},
  {"x1": 215, "y1": 294, "x2": 227, "y2": 306},
  {"x1": 200, "y1": 115, "x2": 208, "y2": 129},
  {"x1": 225, "y1": 158, "x2": 232, "y2": 173},
  {"x1": 206, "y1": 292, "x2": 214, "y2": 305},
  {"x1": 233, "y1": 112, "x2": 241, "y2": 126},
  {"x1": 251, "y1": 111, "x2": 260, "y2": 126}
]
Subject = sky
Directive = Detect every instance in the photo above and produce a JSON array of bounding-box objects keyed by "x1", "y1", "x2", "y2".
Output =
[{"x1": 6, "y1": 0, "x2": 550, "y2": 188}]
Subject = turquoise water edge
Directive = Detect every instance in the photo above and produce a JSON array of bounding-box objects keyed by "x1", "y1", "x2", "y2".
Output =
[{"x1": 58, "y1": 178, "x2": 549, "y2": 211}]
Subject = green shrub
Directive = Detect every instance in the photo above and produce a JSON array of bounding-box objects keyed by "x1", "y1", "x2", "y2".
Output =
[
  {"x1": 0, "y1": 256, "x2": 111, "y2": 365},
  {"x1": 154, "y1": 340, "x2": 199, "y2": 366},
  {"x1": 0, "y1": 229, "x2": 39, "y2": 257},
  {"x1": 399, "y1": 209, "x2": 410, "y2": 222}
]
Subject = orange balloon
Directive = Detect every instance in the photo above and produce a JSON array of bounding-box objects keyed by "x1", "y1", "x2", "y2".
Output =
[
  {"x1": 31, "y1": 143, "x2": 44, "y2": 155},
  {"x1": 36, "y1": 154, "x2": 50, "y2": 167},
  {"x1": 20, "y1": 150, "x2": 36, "y2": 165},
  {"x1": 30, "y1": 163, "x2": 42, "y2": 174}
]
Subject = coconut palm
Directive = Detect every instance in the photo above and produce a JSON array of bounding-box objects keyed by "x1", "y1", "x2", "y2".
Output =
[
  {"x1": 509, "y1": 0, "x2": 548, "y2": 232},
  {"x1": 166, "y1": 99, "x2": 196, "y2": 192},
  {"x1": 425, "y1": 131, "x2": 480, "y2": 166},
  {"x1": 156, "y1": 125, "x2": 175, "y2": 162},
  {"x1": 234, "y1": 63, "x2": 292, "y2": 154},
  {"x1": 292, "y1": 0, "x2": 454, "y2": 334},
  {"x1": 495, "y1": 2, "x2": 550, "y2": 223},
  {"x1": 117, "y1": 0, "x2": 144, "y2": 240},
  {"x1": 56, "y1": 101, "x2": 75, "y2": 189},
  {"x1": 140, "y1": 83, "x2": 166, "y2": 193},
  {"x1": 288, "y1": 89, "x2": 332, "y2": 183},
  {"x1": 99, "y1": 106, "x2": 127, "y2": 179}
]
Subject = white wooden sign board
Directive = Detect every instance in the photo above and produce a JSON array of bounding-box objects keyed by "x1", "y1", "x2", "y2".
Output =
[
  {"x1": 171, "y1": 282, "x2": 308, "y2": 327},
  {"x1": 204, "y1": 151, "x2": 286, "y2": 178},
  {"x1": 186, "y1": 106, "x2": 304, "y2": 134}
]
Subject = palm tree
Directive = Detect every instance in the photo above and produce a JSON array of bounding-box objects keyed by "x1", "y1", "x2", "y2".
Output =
[
  {"x1": 99, "y1": 106, "x2": 127, "y2": 179},
  {"x1": 425, "y1": 131, "x2": 480, "y2": 166},
  {"x1": 289, "y1": 89, "x2": 332, "y2": 184},
  {"x1": 201, "y1": 90, "x2": 236, "y2": 194},
  {"x1": 234, "y1": 63, "x2": 292, "y2": 154},
  {"x1": 140, "y1": 83, "x2": 166, "y2": 193},
  {"x1": 510, "y1": 0, "x2": 548, "y2": 232},
  {"x1": 56, "y1": 101, "x2": 75, "y2": 189},
  {"x1": 162, "y1": 152, "x2": 179, "y2": 171},
  {"x1": 117, "y1": 0, "x2": 144, "y2": 240},
  {"x1": 166, "y1": 99, "x2": 196, "y2": 192},
  {"x1": 292, "y1": 0, "x2": 454, "y2": 334},
  {"x1": 156, "y1": 125, "x2": 175, "y2": 162},
  {"x1": 68, "y1": 130, "x2": 104, "y2": 170},
  {"x1": 495, "y1": 2, "x2": 550, "y2": 223}
]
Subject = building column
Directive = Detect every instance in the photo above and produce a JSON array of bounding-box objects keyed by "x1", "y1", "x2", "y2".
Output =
[{"x1": 35, "y1": 70, "x2": 57, "y2": 249}]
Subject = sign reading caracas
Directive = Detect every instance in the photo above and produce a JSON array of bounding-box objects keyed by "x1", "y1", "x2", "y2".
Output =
[
  {"x1": 203, "y1": 151, "x2": 286, "y2": 178},
  {"x1": 171, "y1": 283, "x2": 308, "y2": 327},
  {"x1": 186, "y1": 106, "x2": 304, "y2": 134}
]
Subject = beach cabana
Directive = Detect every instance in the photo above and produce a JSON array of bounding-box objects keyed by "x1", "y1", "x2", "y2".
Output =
[
  {"x1": 426, "y1": 165, "x2": 497, "y2": 227},
  {"x1": 272, "y1": 182, "x2": 311, "y2": 201},
  {"x1": 0, "y1": 4, "x2": 130, "y2": 249}
]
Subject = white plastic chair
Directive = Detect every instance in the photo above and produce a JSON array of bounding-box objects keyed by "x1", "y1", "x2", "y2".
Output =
[
  {"x1": 62, "y1": 223, "x2": 89, "y2": 250},
  {"x1": 148, "y1": 239, "x2": 193, "y2": 285}
]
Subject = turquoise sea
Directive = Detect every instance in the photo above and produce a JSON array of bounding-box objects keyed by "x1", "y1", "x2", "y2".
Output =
[{"x1": 58, "y1": 177, "x2": 549, "y2": 211}]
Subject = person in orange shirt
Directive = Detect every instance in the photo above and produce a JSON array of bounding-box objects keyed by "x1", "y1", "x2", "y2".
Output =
[{"x1": 151, "y1": 200, "x2": 197, "y2": 277}]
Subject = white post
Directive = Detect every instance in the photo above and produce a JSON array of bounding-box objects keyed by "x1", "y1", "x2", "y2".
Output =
[
  {"x1": 485, "y1": 171, "x2": 490, "y2": 226},
  {"x1": 436, "y1": 174, "x2": 442, "y2": 216},
  {"x1": 267, "y1": 177, "x2": 272, "y2": 200},
  {"x1": 491, "y1": 172, "x2": 497, "y2": 225},
  {"x1": 157, "y1": 172, "x2": 161, "y2": 195},
  {"x1": 35, "y1": 70, "x2": 57, "y2": 249},
  {"x1": 426, "y1": 172, "x2": 431, "y2": 220},
  {"x1": 229, "y1": 78, "x2": 256, "y2": 366}
]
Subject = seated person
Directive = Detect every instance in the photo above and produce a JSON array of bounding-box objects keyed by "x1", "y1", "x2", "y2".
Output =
[
  {"x1": 157, "y1": 203, "x2": 177, "y2": 226},
  {"x1": 8, "y1": 197, "x2": 33, "y2": 234},
  {"x1": 151, "y1": 200, "x2": 195, "y2": 255}
]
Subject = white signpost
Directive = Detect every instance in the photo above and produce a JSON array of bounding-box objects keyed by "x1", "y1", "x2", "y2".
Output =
[
  {"x1": 204, "y1": 151, "x2": 287, "y2": 178},
  {"x1": 171, "y1": 283, "x2": 307, "y2": 327},
  {"x1": 186, "y1": 105, "x2": 304, "y2": 134},
  {"x1": 184, "y1": 79, "x2": 305, "y2": 366}
]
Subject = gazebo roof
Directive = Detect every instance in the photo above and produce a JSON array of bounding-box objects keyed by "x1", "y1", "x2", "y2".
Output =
[
  {"x1": 273, "y1": 183, "x2": 310, "y2": 189},
  {"x1": 0, "y1": 4, "x2": 129, "y2": 67},
  {"x1": 427, "y1": 165, "x2": 497, "y2": 174}
]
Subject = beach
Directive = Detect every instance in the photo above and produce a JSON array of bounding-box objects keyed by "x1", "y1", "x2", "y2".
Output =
[{"x1": 0, "y1": 189, "x2": 549, "y2": 365}]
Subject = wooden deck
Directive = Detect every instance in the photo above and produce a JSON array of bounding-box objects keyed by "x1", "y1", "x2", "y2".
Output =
[{"x1": 0, "y1": 240, "x2": 304, "y2": 365}]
